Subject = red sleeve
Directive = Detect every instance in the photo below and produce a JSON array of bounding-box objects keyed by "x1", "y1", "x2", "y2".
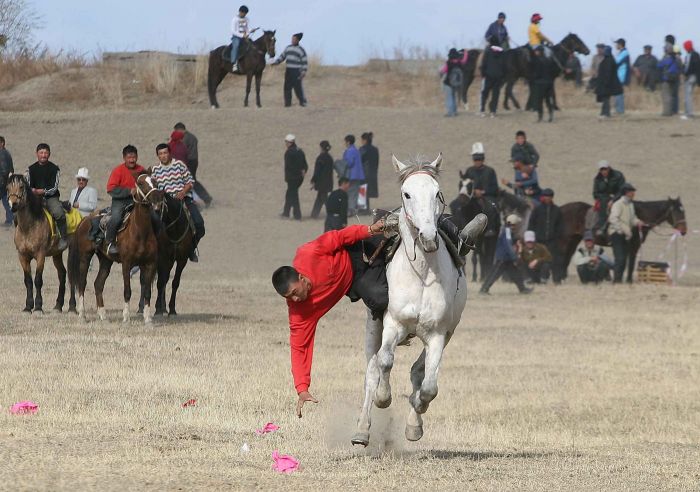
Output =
[
  {"x1": 289, "y1": 308, "x2": 320, "y2": 393},
  {"x1": 106, "y1": 166, "x2": 122, "y2": 193},
  {"x1": 313, "y1": 225, "x2": 370, "y2": 255}
]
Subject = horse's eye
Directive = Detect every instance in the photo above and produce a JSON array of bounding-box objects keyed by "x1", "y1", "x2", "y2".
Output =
[{"x1": 403, "y1": 192, "x2": 411, "y2": 199}]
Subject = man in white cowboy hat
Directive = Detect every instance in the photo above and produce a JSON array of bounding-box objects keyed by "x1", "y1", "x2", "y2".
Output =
[
  {"x1": 480, "y1": 213, "x2": 533, "y2": 294},
  {"x1": 69, "y1": 167, "x2": 98, "y2": 218}
]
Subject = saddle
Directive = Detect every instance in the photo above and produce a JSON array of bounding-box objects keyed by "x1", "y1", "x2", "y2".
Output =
[
  {"x1": 88, "y1": 205, "x2": 134, "y2": 244},
  {"x1": 43, "y1": 207, "x2": 82, "y2": 238},
  {"x1": 222, "y1": 39, "x2": 253, "y2": 63},
  {"x1": 584, "y1": 207, "x2": 610, "y2": 244}
]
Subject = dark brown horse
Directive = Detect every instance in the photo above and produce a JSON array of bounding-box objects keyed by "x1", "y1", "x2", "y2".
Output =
[
  {"x1": 457, "y1": 49, "x2": 482, "y2": 110},
  {"x1": 559, "y1": 198, "x2": 687, "y2": 282},
  {"x1": 7, "y1": 174, "x2": 76, "y2": 313},
  {"x1": 70, "y1": 175, "x2": 163, "y2": 324},
  {"x1": 207, "y1": 30, "x2": 276, "y2": 108}
]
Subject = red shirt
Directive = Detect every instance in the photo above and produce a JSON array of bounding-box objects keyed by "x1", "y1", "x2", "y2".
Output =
[
  {"x1": 288, "y1": 225, "x2": 370, "y2": 393},
  {"x1": 106, "y1": 163, "x2": 146, "y2": 193}
]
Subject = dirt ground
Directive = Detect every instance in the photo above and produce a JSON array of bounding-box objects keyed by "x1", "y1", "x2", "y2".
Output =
[{"x1": 0, "y1": 74, "x2": 699, "y2": 490}]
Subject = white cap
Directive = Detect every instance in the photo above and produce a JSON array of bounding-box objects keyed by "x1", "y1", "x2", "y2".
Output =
[
  {"x1": 75, "y1": 167, "x2": 90, "y2": 180},
  {"x1": 506, "y1": 214, "x2": 522, "y2": 225},
  {"x1": 597, "y1": 160, "x2": 610, "y2": 169},
  {"x1": 524, "y1": 230, "x2": 536, "y2": 242},
  {"x1": 284, "y1": 134, "x2": 296, "y2": 142},
  {"x1": 471, "y1": 142, "x2": 485, "y2": 155}
]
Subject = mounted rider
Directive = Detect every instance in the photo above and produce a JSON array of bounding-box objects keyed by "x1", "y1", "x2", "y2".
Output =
[
  {"x1": 528, "y1": 13, "x2": 553, "y2": 55},
  {"x1": 151, "y1": 143, "x2": 205, "y2": 262},
  {"x1": 484, "y1": 12, "x2": 510, "y2": 49},
  {"x1": 460, "y1": 142, "x2": 499, "y2": 233},
  {"x1": 230, "y1": 5, "x2": 258, "y2": 73},
  {"x1": 592, "y1": 160, "x2": 626, "y2": 236}
]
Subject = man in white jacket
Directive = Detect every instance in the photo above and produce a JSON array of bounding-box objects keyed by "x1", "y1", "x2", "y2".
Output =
[
  {"x1": 69, "y1": 167, "x2": 98, "y2": 217},
  {"x1": 607, "y1": 183, "x2": 641, "y2": 283}
]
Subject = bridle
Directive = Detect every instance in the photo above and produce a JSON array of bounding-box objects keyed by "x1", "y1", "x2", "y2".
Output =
[
  {"x1": 400, "y1": 171, "x2": 446, "y2": 259},
  {"x1": 646, "y1": 201, "x2": 687, "y2": 236},
  {"x1": 161, "y1": 195, "x2": 192, "y2": 244},
  {"x1": 134, "y1": 175, "x2": 159, "y2": 205}
]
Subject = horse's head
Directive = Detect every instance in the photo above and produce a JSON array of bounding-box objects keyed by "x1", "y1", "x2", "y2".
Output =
[
  {"x1": 6, "y1": 173, "x2": 29, "y2": 212},
  {"x1": 458, "y1": 178, "x2": 474, "y2": 200},
  {"x1": 394, "y1": 154, "x2": 444, "y2": 253},
  {"x1": 262, "y1": 30, "x2": 276, "y2": 58},
  {"x1": 562, "y1": 33, "x2": 590, "y2": 56},
  {"x1": 135, "y1": 174, "x2": 164, "y2": 213},
  {"x1": 668, "y1": 196, "x2": 687, "y2": 235}
]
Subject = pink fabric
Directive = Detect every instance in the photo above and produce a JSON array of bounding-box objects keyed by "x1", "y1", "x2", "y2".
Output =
[
  {"x1": 182, "y1": 399, "x2": 197, "y2": 408},
  {"x1": 439, "y1": 63, "x2": 448, "y2": 75},
  {"x1": 272, "y1": 451, "x2": 299, "y2": 473},
  {"x1": 10, "y1": 401, "x2": 38, "y2": 414},
  {"x1": 256, "y1": 422, "x2": 280, "y2": 435},
  {"x1": 458, "y1": 49, "x2": 469, "y2": 64}
]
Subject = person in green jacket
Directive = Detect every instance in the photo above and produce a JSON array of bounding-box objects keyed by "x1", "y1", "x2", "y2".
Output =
[
  {"x1": 592, "y1": 160, "x2": 625, "y2": 235},
  {"x1": 510, "y1": 130, "x2": 540, "y2": 167}
]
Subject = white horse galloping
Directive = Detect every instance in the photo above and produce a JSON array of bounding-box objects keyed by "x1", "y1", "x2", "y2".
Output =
[{"x1": 352, "y1": 153, "x2": 469, "y2": 446}]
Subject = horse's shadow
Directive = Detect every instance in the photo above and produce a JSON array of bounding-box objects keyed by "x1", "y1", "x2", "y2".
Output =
[
  {"x1": 419, "y1": 449, "x2": 559, "y2": 461},
  {"x1": 151, "y1": 313, "x2": 245, "y2": 325}
]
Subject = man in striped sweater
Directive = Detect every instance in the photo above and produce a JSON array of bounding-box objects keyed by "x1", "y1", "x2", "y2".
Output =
[
  {"x1": 152, "y1": 144, "x2": 205, "y2": 262},
  {"x1": 272, "y1": 33, "x2": 308, "y2": 107}
]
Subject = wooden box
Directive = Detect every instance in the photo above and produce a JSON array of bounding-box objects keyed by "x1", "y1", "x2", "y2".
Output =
[{"x1": 637, "y1": 261, "x2": 671, "y2": 284}]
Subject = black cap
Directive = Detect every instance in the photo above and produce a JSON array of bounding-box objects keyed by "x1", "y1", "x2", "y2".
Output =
[
  {"x1": 498, "y1": 12, "x2": 506, "y2": 19},
  {"x1": 665, "y1": 34, "x2": 676, "y2": 44},
  {"x1": 621, "y1": 183, "x2": 636, "y2": 192},
  {"x1": 239, "y1": 5, "x2": 249, "y2": 13},
  {"x1": 615, "y1": 38, "x2": 626, "y2": 47},
  {"x1": 643, "y1": 44, "x2": 652, "y2": 50},
  {"x1": 541, "y1": 188, "x2": 554, "y2": 197},
  {"x1": 293, "y1": 32, "x2": 303, "y2": 41}
]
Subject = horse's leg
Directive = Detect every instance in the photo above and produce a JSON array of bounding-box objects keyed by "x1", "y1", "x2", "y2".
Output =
[
  {"x1": 52, "y1": 254, "x2": 66, "y2": 312},
  {"x1": 405, "y1": 349, "x2": 426, "y2": 441},
  {"x1": 410, "y1": 333, "x2": 447, "y2": 415},
  {"x1": 471, "y1": 249, "x2": 478, "y2": 282},
  {"x1": 19, "y1": 255, "x2": 34, "y2": 312},
  {"x1": 627, "y1": 242, "x2": 639, "y2": 284},
  {"x1": 141, "y1": 262, "x2": 156, "y2": 325},
  {"x1": 208, "y1": 62, "x2": 226, "y2": 108},
  {"x1": 255, "y1": 71, "x2": 262, "y2": 108},
  {"x1": 121, "y1": 262, "x2": 132, "y2": 323},
  {"x1": 94, "y1": 255, "x2": 112, "y2": 321},
  {"x1": 137, "y1": 268, "x2": 145, "y2": 314},
  {"x1": 168, "y1": 258, "x2": 187, "y2": 316},
  {"x1": 244, "y1": 73, "x2": 252, "y2": 107},
  {"x1": 33, "y1": 254, "x2": 46, "y2": 313},
  {"x1": 77, "y1": 251, "x2": 93, "y2": 320},
  {"x1": 374, "y1": 313, "x2": 404, "y2": 409},
  {"x1": 351, "y1": 309, "x2": 384, "y2": 446},
  {"x1": 155, "y1": 259, "x2": 171, "y2": 316}
]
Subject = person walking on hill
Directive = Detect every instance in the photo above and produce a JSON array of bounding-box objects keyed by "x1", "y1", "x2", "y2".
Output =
[
  {"x1": 310, "y1": 140, "x2": 334, "y2": 219},
  {"x1": 595, "y1": 46, "x2": 622, "y2": 118},
  {"x1": 174, "y1": 122, "x2": 212, "y2": 207},
  {"x1": 324, "y1": 178, "x2": 350, "y2": 232},
  {"x1": 281, "y1": 134, "x2": 308, "y2": 221},
  {"x1": 359, "y1": 132, "x2": 379, "y2": 213},
  {"x1": 343, "y1": 135, "x2": 364, "y2": 217},
  {"x1": 681, "y1": 40, "x2": 700, "y2": 120},
  {"x1": 0, "y1": 136, "x2": 14, "y2": 226},
  {"x1": 480, "y1": 38, "x2": 506, "y2": 117},
  {"x1": 27, "y1": 143, "x2": 68, "y2": 251},
  {"x1": 272, "y1": 33, "x2": 308, "y2": 107},
  {"x1": 614, "y1": 38, "x2": 631, "y2": 114},
  {"x1": 484, "y1": 12, "x2": 510, "y2": 49},
  {"x1": 608, "y1": 183, "x2": 642, "y2": 283},
  {"x1": 69, "y1": 168, "x2": 98, "y2": 218}
]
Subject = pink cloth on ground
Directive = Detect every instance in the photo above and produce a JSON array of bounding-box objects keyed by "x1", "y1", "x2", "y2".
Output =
[
  {"x1": 10, "y1": 401, "x2": 38, "y2": 414},
  {"x1": 256, "y1": 422, "x2": 280, "y2": 435},
  {"x1": 272, "y1": 451, "x2": 299, "y2": 473},
  {"x1": 182, "y1": 399, "x2": 197, "y2": 408}
]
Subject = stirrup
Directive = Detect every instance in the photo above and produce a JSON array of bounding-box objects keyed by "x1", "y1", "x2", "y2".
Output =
[{"x1": 459, "y1": 213, "x2": 488, "y2": 244}]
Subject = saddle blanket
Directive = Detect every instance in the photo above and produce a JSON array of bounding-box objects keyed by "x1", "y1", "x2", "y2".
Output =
[{"x1": 44, "y1": 208, "x2": 82, "y2": 237}]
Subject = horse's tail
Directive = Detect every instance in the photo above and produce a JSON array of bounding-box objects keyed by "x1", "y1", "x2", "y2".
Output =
[
  {"x1": 207, "y1": 47, "x2": 226, "y2": 108},
  {"x1": 67, "y1": 227, "x2": 81, "y2": 293}
]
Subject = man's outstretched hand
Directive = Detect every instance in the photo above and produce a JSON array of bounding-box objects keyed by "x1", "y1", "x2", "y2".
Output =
[{"x1": 296, "y1": 391, "x2": 318, "y2": 418}]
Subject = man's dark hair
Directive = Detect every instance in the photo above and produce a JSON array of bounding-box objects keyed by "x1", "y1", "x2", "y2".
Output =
[
  {"x1": 174, "y1": 122, "x2": 186, "y2": 130},
  {"x1": 156, "y1": 143, "x2": 169, "y2": 154},
  {"x1": 361, "y1": 131, "x2": 373, "y2": 144},
  {"x1": 272, "y1": 266, "x2": 299, "y2": 295},
  {"x1": 0, "y1": 136, "x2": 5, "y2": 145},
  {"x1": 122, "y1": 144, "x2": 138, "y2": 156},
  {"x1": 239, "y1": 5, "x2": 249, "y2": 13},
  {"x1": 36, "y1": 143, "x2": 50, "y2": 152},
  {"x1": 515, "y1": 130, "x2": 526, "y2": 138},
  {"x1": 338, "y1": 177, "x2": 350, "y2": 186},
  {"x1": 344, "y1": 134, "x2": 355, "y2": 145}
]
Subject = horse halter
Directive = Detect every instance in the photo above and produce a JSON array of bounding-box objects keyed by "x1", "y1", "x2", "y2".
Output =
[
  {"x1": 400, "y1": 171, "x2": 445, "y2": 229},
  {"x1": 134, "y1": 175, "x2": 159, "y2": 205}
]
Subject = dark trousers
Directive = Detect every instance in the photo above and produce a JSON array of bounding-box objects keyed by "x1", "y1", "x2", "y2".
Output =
[
  {"x1": 533, "y1": 82, "x2": 554, "y2": 121},
  {"x1": 187, "y1": 159, "x2": 212, "y2": 205},
  {"x1": 610, "y1": 233, "x2": 630, "y2": 283},
  {"x1": 185, "y1": 197, "x2": 205, "y2": 248},
  {"x1": 577, "y1": 263, "x2": 611, "y2": 284},
  {"x1": 524, "y1": 261, "x2": 551, "y2": 283},
  {"x1": 670, "y1": 79, "x2": 680, "y2": 114},
  {"x1": 283, "y1": 179, "x2": 302, "y2": 220},
  {"x1": 324, "y1": 214, "x2": 346, "y2": 232},
  {"x1": 600, "y1": 96, "x2": 611, "y2": 116},
  {"x1": 284, "y1": 68, "x2": 305, "y2": 106},
  {"x1": 480, "y1": 260, "x2": 528, "y2": 293},
  {"x1": 481, "y1": 77, "x2": 502, "y2": 113},
  {"x1": 106, "y1": 198, "x2": 130, "y2": 243},
  {"x1": 311, "y1": 190, "x2": 328, "y2": 218},
  {"x1": 544, "y1": 240, "x2": 563, "y2": 283},
  {"x1": 346, "y1": 237, "x2": 388, "y2": 319}
]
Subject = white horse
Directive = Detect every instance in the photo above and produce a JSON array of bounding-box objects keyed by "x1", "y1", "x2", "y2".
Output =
[{"x1": 352, "y1": 153, "x2": 469, "y2": 446}]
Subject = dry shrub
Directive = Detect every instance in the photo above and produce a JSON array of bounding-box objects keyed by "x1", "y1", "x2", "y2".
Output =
[
  {"x1": 0, "y1": 48, "x2": 87, "y2": 90},
  {"x1": 141, "y1": 54, "x2": 181, "y2": 95},
  {"x1": 93, "y1": 65, "x2": 124, "y2": 107}
]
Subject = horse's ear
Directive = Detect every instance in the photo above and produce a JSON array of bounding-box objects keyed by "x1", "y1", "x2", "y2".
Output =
[
  {"x1": 392, "y1": 155, "x2": 408, "y2": 173},
  {"x1": 430, "y1": 153, "x2": 443, "y2": 171},
  {"x1": 273, "y1": 30, "x2": 276, "y2": 35}
]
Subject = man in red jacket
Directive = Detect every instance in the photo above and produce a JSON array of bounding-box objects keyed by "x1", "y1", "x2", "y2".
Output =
[{"x1": 105, "y1": 145, "x2": 145, "y2": 255}]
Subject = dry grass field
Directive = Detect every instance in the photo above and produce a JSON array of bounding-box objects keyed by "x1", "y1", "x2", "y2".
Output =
[{"x1": 0, "y1": 68, "x2": 699, "y2": 490}]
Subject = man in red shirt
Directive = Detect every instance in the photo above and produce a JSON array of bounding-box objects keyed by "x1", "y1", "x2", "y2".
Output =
[{"x1": 105, "y1": 145, "x2": 145, "y2": 255}]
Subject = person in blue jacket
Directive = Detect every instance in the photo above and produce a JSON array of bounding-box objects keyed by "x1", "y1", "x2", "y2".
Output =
[
  {"x1": 658, "y1": 45, "x2": 682, "y2": 116},
  {"x1": 343, "y1": 134, "x2": 365, "y2": 216},
  {"x1": 479, "y1": 214, "x2": 533, "y2": 295},
  {"x1": 501, "y1": 151, "x2": 541, "y2": 204},
  {"x1": 614, "y1": 38, "x2": 631, "y2": 114},
  {"x1": 484, "y1": 12, "x2": 510, "y2": 49}
]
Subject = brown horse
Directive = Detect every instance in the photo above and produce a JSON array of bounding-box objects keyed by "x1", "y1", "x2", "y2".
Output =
[
  {"x1": 7, "y1": 174, "x2": 76, "y2": 313},
  {"x1": 70, "y1": 175, "x2": 163, "y2": 324},
  {"x1": 559, "y1": 198, "x2": 687, "y2": 282},
  {"x1": 207, "y1": 30, "x2": 276, "y2": 108}
]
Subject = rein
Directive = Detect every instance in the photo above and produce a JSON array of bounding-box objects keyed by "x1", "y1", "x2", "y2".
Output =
[
  {"x1": 399, "y1": 171, "x2": 446, "y2": 261},
  {"x1": 162, "y1": 197, "x2": 192, "y2": 244}
]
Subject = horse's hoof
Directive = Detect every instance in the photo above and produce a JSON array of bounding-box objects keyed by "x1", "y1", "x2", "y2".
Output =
[
  {"x1": 210, "y1": 105, "x2": 218, "y2": 110},
  {"x1": 33, "y1": 309, "x2": 44, "y2": 316},
  {"x1": 154, "y1": 310, "x2": 165, "y2": 317},
  {"x1": 136, "y1": 309, "x2": 143, "y2": 314},
  {"x1": 405, "y1": 424, "x2": 424, "y2": 442},
  {"x1": 374, "y1": 395, "x2": 392, "y2": 409},
  {"x1": 168, "y1": 311, "x2": 177, "y2": 317},
  {"x1": 67, "y1": 307, "x2": 77, "y2": 314},
  {"x1": 53, "y1": 306, "x2": 62, "y2": 313},
  {"x1": 22, "y1": 307, "x2": 32, "y2": 313},
  {"x1": 351, "y1": 432, "x2": 370, "y2": 447}
]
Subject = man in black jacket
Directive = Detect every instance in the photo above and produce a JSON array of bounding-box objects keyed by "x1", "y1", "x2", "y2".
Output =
[
  {"x1": 281, "y1": 134, "x2": 308, "y2": 221},
  {"x1": 27, "y1": 143, "x2": 67, "y2": 250},
  {"x1": 682, "y1": 40, "x2": 700, "y2": 119},
  {"x1": 0, "y1": 136, "x2": 14, "y2": 226},
  {"x1": 324, "y1": 178, "x2": 350, "y2": 231},
  {"x1": 310, "y1": 140, "x2": 333, "y2": 219},
  {"x1": 531, "y1": 45, "x2": 556, "y2": 122},
  {"x1": 174, "y1": 122, "x2": 212, "y2": 207},
  {"x1": 592, "y1": 160, "x2": 625, "y2": 234},
  {"x1": 528, "y1": 188, "x2": 563, "y2": 283},
  {"x1": 595, "y1": 45, "x2": 623, "y2": 118},
  {"x1": 480, "y1": 38, "x2": 505, "y2": 117}
]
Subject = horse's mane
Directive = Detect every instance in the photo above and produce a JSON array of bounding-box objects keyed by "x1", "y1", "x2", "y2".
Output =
[
  {"x1": 398, "y1": 158, "x2": 441, "y2": 184},
  {"x1": 498, "y1": 188, "x2": 531, "y2": 213},
  {"x1": 8, "y1": 174, "x2": 43, "y2": 217}
]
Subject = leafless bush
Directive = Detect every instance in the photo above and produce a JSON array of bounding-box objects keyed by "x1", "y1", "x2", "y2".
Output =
[{"x1": 0, "y1": 0, "x2": 40, "y2": 54}]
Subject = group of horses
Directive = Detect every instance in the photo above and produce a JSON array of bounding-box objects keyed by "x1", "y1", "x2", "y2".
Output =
[{"x1": 6, "y1": 173, "x2": 195, "y2": 324}]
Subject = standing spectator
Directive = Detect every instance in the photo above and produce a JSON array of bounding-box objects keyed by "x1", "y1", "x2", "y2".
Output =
[
  {"x1": 272, "y1": 33, "x2": 308, "y2": 107},
  {"x1": 587, "y1": 43, "x2": 606, "y2": 93},
  {"x1": 608, "y1": 183, "x2": 641, "y2": 283},
  {"x1": 574, "y1": 231, "x2": 612, "y2": 284},
  {"x1": 310, "y1": 140, "x2": 334, "y2": 219},
  {"x1": 343, "y1": 135, "x2": 364, "y2": 217},
  {"x1": 324, "y1": 178, "x2": 350, "y2": 232},
  {"x1": 360, "y1": 132, "x2": 379, "y2": 213},
  {"x1": 484, "y1": 12, "x2": 510, "y2": 49},
  {"x1": 69, "y1": 168, "x2": 98, "y2": 217},
  {"x1": 501, "y1": 151, "x2": 541, "y2": 203},
  {"x1": 595, "y1": 46, "x2": 622, "y2": 118},
  {"x1": 664, "y1": 34, "x2": 676, "y2": 54},
  {"x1": 528, "y1": 188, "x2": 563, "y2": 284},
  {"x1": 658, "y1": 44, "x2": 682, "y2": 116},
  {"x1": 230, "y1": 5, "x2": 253, "y2": 72},
  {"x1": 563, "y1": 52, "x2": 583, "y2": 87},
  {"x1": 681, "y1": 40, "x2": 700, "y2": 120},
  {"x1": 531, "y1": 45, "x2": 556, "y2": 122},
  {"x1": 614, "y1": 38, "x2": 630, "y2": 114},
  {"x1": 168, "y1": 130, "x2": 189, "y2": 165},
  {"x1": 281, "y1": 134, "x2": 307, "y2": 221},
  {"x1": 27, "y1": 143, "x2": 67, "y2": 250},
  {"x1": 519, "y1": 230, "x2": 552, "y2": 283},
  {"x1": 592, "y1": 160, "x2": 626, "y2": 235},
  {"x1": 511, "y1": 130, "x2": 540, "y2": 167},
  {"x1": 0, "y1": 136, "x2": 14, "y2": 226},
  {"x1": 479, "y1": 38, "x2": 506, "y2": 117},
  {"x1": 174, "y1": 122, "x2": 212, "y2": 207},
  {"x1": 479, "y1": 214, "x2": 532, "y2": 295},
  {"x1": 633, "y1": 45, "x2": 659, "y2": 91},
  {"x1": 440, "y1": 48, "x2": 466, "y2": 117}
]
